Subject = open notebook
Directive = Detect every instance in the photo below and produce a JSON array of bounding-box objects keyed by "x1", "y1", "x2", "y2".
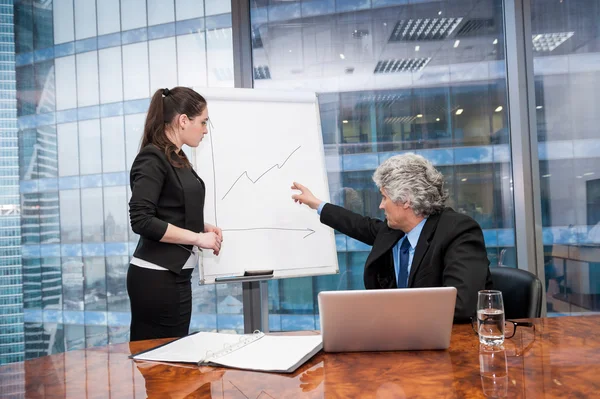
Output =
[{"x1": 130, "y1": 331, "x2": 323, "y2": 373}]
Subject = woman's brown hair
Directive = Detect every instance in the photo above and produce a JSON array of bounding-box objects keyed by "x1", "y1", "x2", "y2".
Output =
[{"x1": 140, "y1": 87, "x2": 207, "y2": 168}]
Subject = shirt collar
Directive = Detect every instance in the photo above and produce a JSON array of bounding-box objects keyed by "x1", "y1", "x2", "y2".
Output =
[{"x1": 405, "y1": 217, "x2": 427, "y2": 249}]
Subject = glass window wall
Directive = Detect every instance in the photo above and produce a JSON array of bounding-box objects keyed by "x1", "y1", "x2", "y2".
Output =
[
  {"x1": 530, "y1": 0, "x2": 600, "y2": 315},
  {"x1": 4, "y1": 0, "x2": 239, "y2": 364},
  {"x1": 3, "y1": 0, "x2": 599, "y2": 366},
  {"x1": 250, "y1": 0, "x2": 515, "y2": 331}
]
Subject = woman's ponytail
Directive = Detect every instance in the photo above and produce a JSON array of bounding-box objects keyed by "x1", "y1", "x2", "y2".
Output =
[
  {"x1": 138, "y1": 87, "x2": 206, "y2": 168},
  {"x1": 141, "y1": 89, "x2": 167, "y2": 150}
]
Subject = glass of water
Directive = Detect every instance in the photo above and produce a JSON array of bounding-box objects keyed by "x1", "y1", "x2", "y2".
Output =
[{"x1": 477, "y1": 290, "x2": 505, "y2": 346}]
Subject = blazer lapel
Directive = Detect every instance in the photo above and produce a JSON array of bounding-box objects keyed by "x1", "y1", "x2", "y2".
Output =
[
  {"x1": 407, "y1": 212, "x2": 441, "y2": 286},
  {"x1": 366, "y1": 224, "x2": 403, "y2": 288},
  {"x1": 368, "y1": 225, "x2": 404, "y2": 263}
]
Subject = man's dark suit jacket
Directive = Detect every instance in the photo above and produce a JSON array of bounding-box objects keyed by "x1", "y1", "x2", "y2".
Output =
[
  {"x1": 129, "y1": 144, "x2": 205, "y2": 274},
  {"x1": 320, "y1": 203, "x2": 492, "y2": 322}
]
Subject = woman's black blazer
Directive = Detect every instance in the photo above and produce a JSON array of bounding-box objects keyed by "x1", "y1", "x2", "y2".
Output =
[{"x1": 128, "y1": 144, "x2": 205, "y2": 274}]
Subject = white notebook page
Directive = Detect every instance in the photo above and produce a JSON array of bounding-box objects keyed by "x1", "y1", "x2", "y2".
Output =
[{"x1": 211, "y1": 335, "x2": 323, "y2": 372}]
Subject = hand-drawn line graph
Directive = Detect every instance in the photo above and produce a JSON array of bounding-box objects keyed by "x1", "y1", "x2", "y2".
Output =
[
  {"x1": 222, "y1": 227, "x2": 315, "y2": 239},
  {"x1": 207, "y1": 124, "x2": 313, "y2": 239},
  {"x1": 220, "y1": 145, "x2": 302, "y2": 200}
]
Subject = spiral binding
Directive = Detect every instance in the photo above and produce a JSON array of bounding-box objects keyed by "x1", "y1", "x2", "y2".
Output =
[{"x1": 197, "y1": 331, "x2": 265, "y2": 365}]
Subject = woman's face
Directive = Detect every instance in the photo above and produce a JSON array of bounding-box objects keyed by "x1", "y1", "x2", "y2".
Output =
[{"x1": 181, "y1": 108, "x2": 209, "y2": 148}]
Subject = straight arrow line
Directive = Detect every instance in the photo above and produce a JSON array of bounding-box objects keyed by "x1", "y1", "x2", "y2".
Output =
[{"x1": 221, "y1": 227, "x2": 316, "y2": 239}]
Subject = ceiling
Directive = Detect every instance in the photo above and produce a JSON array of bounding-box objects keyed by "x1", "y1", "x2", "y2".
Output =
[{"x1": 250, "y1": 0, "x2": 600, "y2": 91}]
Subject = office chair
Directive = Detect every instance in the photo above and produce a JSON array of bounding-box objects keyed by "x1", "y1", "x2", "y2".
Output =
[{"x1": 490, "y1": 267, "x2": 543, "y2": 319}]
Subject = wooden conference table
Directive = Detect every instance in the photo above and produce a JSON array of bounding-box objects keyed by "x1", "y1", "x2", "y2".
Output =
[{"x1": 1, "y1": 315, "x2": 599, "y2": 398}]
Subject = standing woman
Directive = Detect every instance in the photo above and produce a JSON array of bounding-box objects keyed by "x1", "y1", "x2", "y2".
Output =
[{"x1": 127, "y1": 87, "x2": 222, "y2": 341}]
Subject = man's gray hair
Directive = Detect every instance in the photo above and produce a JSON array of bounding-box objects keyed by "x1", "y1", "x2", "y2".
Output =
[{"x1": 373, "y1": 153, "x2": 448, "y2": 217}]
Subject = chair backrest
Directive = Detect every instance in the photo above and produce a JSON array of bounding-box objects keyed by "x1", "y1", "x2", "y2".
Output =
[{"x1": 490, "y1": 267, "x2": 543, "y2": 319}]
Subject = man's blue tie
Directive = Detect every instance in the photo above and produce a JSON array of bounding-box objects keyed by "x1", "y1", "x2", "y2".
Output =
[{"x1": 397, "y1": 238, "x2": 411, "y2": 288}]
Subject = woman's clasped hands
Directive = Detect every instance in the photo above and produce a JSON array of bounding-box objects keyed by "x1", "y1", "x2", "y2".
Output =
[{"x1": 197, "y1": 223, "x2": 223, "y2": 255}]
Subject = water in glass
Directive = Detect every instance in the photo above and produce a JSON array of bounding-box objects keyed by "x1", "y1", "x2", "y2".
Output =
[{"x1": 477, "y1": 308, "x2": 505, "y2": 346}]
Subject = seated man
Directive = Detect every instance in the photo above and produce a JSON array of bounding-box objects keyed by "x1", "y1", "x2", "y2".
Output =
[{"x1": 292, "y1": 153, "x2": 492, "y2": 323}]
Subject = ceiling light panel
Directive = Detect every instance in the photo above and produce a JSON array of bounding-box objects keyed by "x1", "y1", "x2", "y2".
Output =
[
  {"x1": 385, "y1": 116, "x2": 418, "y2": 124},
  {"x1": 389, "y1": 18, "x2": 463, "y2": 42},
  {"x1": 454, "y1": 18, "x2": 494, "y2": 37},
  {"x1": 253, "y1": 66, "x2": 271, "y2": 80},
  {"x1": 374, "y1": 57, "x2": 431, "y2": 74},
  {"x1": 532, "y1": 32, "x2": 574, "y2": 52},
  {"x1": 356, "y1": 93, "x2": 407, "y2": 107}
]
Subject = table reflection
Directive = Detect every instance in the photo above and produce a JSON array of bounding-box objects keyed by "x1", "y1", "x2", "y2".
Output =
[
  {"x1": 4, "y1": 317, "x2": 600, "y2": 398},
  {"x1": 479, "y1": 345, "x2": 508, "y2": 398},
  {"x1": 130, "y1": 342, "x2": 454, "y2": 398},
  {"x1": 319, "y1": 350, "x2": 454, "y2": 398},
  {"x1": 299, "y1": 365, "x2": 324, "y2": 392},
  {"x1": 503, "y1": 327, "x2": 537, "y2": 358},
  {"x1": 210, "y1": 363, "x2": 325, "y2": 398},
  {"x1": 134, "y1": 361, "x2": 224, "y2": 398},
  {"x1": 133, "y1": 349, "x2": 453, "y2": 398}
]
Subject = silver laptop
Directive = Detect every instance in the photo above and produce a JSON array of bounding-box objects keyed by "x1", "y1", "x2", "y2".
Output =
[{"x1": 318, "y1": 287, "x2": 457, "y2": 352}]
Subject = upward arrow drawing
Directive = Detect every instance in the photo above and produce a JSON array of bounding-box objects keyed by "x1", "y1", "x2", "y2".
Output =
[{"x1": 220, "y1": 146, "x2": 301, "y2": 200}]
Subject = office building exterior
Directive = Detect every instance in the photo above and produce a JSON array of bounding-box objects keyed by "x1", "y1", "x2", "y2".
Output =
[
  {"x1": 0, "y1": 0, "x2": 23, "y2": 368},
  {"x1": 8, "y1": 0, "x2": 240, "y2": 363},
  {"x1": 0, "y1": 0, "x2": 598, "y2": 366}
]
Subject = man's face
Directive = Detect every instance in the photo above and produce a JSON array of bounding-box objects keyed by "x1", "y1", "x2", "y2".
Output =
[{"x1": 379, "y1": 188, "x2": 409, "y2": 231}]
